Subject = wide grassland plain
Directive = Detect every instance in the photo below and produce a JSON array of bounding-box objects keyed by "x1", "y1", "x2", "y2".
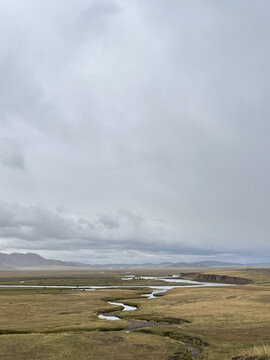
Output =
[{"x1": 0, "y1": 268, "x2": 269, "y2": 360}]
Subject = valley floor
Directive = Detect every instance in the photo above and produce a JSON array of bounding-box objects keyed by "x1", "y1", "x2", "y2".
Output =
[{"x1": 0, "y1": 268, "x2": 269, "y2": 360}]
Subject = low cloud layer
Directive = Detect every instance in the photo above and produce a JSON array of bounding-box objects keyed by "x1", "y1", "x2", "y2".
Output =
[
  {"x1": 0, "y1": 1, "x2": 270, "y2": 263},
  {"x1": 0, "y1": 201, "x2": 268, "y2": 264}
]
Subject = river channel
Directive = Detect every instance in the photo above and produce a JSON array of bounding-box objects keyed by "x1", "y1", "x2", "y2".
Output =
[{"x1": 93, "y1": 275, "x2": 232, "y2": 320}]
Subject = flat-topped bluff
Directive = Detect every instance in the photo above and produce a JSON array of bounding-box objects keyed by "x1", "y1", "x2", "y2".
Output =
[{"x1": 181, "y1": 272, "x2": 253, "y2": 285}]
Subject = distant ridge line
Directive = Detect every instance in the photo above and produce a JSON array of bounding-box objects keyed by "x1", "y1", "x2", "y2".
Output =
[{"x1": 0, "y1": 252, "x2": 268, "y2": 270}]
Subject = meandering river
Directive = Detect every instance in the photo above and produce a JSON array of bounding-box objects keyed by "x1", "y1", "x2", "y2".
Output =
[
  {"x1": 0, "y1": 275, "x2": 232, "y2": 321},
  {"x1": 0, "y1": 275, "x2": 234, "y2": 360},
  {"x1": 94, "y1": 276, "x2": 232, "y2": 320}
]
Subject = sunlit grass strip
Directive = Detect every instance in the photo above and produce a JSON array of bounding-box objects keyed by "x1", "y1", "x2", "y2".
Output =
[
  {"x1": 246, "y1": 344, "x2": 270, "y2": 359},
  {"x1": 234, "y1": 344, "x2": 270, "y2": 360},
  {"x1": 0, "y1": 324, "x2": 127, "y2": 335}
]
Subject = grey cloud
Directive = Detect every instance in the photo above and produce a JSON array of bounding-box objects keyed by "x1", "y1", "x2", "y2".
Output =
[
  {"x1": 0, "y1": 1, "x2": 269, "y2": 263},
  {"x1": 72, "y1": 0, "x2": 121, "y2": 38},
  {"x1": 0, "y1": 138, "x2": 25, "y2": 169},
  {"x1": 0, "y1": 202, "x2": 179, "y2": 258},
  {"x1": 96, "y1": 214, "x2": 119, "y2": 229},
  {"x1": 0, "y1": 202, "x2": 268, "y2": 263}
]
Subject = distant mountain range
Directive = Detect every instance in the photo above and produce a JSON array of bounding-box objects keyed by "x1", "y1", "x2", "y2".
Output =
[
  {"x1": 0, "y1": 252, "x2": 85, "y2": 270},
  {"x1": 0, "y1": 252, "x2": 268, "y2": 270},
  {"x1": 88, "y1": 260, "x2": 245, "y2": 268}
]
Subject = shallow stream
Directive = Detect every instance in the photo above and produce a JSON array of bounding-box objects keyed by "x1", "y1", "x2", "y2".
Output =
[{"x1": 96, "y1": 276, "x2": 232, "y2": 320}]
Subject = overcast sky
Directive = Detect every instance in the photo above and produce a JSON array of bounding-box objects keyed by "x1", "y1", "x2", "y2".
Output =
[{"x1": 0, "y1": 0, "x2": 269, "y2": 264}]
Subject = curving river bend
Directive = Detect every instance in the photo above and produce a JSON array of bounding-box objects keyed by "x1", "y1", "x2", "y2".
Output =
[
  {"x1": 96, "y1": 276, "x2": 232, "y2": 320},
  {"x1": 95, "y1": 276, "x2": 233, "y2": 359}
]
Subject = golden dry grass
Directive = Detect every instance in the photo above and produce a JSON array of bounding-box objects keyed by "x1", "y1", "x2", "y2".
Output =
[
  {"x1": 0, "y1": 268, "x2": 269, "y2": 359},
  {"x1": 246, "y1": 344, "x2": 270, "y2": 359},
  {"x1": 117, "y1": 270, "x2": 270, "y2": 360},
  {"x1": 0, "y1": 288, "x2": 144, "y2": 332},
  {"x1": 0, "y1": 331, "x2": 188, "y2": 360}
]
